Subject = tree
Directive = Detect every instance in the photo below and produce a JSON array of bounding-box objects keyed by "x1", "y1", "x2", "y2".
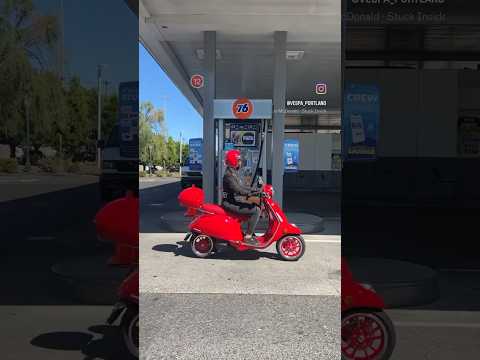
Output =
[
  {"x1": 165, "y1": 136, "x2": 178, "y2": 169},
  {"x1": 0, "y1": 0, "x2": 58, "y2": 158},
  {"x1": 139, "y1": 101, "x2": 165, "y2": 165},
  {"x1": 64, "y1": 76, "x2": 90, "y2": 157},
  {"x1": 181, "y1": 143, "x2": 189, "y2": 166}
]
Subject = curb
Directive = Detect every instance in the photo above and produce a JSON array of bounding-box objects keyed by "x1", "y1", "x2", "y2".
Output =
[{"x1": 348, "y1": 257, "x2": 439, "y2": 308}]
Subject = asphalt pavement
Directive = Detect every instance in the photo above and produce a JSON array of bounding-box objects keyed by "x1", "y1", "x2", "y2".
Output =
[
  {"x1": 1, "y1": 173, "x2": 132, "y2": 359},
  {"x1": 140, "y1": 177, "x2": 341, "y2": 360}
]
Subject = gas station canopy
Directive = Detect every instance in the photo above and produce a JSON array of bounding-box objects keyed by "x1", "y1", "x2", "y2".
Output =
[{"x1": 139, "y1": 0, "x2": 341, "y2": 116}]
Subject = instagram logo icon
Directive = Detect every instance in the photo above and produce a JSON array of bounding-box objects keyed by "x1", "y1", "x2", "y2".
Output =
[{"x1": 315, "y1": 83, "x2": 327, "y2": 95}]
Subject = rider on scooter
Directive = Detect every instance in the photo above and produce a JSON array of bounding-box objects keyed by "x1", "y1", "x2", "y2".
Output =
[{"x1": 222, "y1": 149, "x2": 261, "y2": 245}]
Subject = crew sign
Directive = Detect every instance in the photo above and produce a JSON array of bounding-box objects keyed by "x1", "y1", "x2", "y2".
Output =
[{"x1": 343, "y1": 83, "x2": 380, "y2": 160}]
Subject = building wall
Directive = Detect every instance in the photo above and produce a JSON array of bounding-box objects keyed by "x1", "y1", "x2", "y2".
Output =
[
  {"x1": 264, "y1": 131, "x2": 340, "y2": 191},
  {"x1": 345, "y1": 68, "x2": 459, "y2": 158},
  {"x1": 266, "y1": 132, "x2": 334, "y2": 170}
]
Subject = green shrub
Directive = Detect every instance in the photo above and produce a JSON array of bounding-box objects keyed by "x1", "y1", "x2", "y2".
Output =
[
  {"x1": 139, "y1": 171, "x2": 146, "y2": 177},
  {"x1": 0, "y1": 158, "x2": 18, "y2": 173},
  {"x1": 65, "y1": 160, "x2": 81, "y2": 173},
  {"x1": 37, "y1": 158, "x2": 59, "y2": 173}
]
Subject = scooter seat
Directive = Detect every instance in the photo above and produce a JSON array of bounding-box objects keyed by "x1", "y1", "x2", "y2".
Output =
[{"x1": 200, "y1": 203, "x2": 227, "y2": 215}]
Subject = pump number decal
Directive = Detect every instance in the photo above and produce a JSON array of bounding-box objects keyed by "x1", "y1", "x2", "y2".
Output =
[{"x1": 232, "y1": 98, "x2": 253, "y2": 119}]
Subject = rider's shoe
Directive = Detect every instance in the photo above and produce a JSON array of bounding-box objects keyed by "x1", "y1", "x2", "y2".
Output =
[{"x1": 243, "y1": 234, "x2": 258, "y2": 246}]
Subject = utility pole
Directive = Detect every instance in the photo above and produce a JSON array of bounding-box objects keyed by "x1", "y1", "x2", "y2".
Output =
[
  {"x1": 58, "y1": 0, "x2": 64, "y2": 84},
  {"x1": 59, "y1": 133, "x2": 63, "y2": 158},
  {"x1": 104, "y1": 80, "x2": 110, "y2": 98},
  {"x1": 24, "y1": 96, "x2": 31, "y2": 172},
  {"x1": 97, "y1": 64, "x2": 104, "y2": 169}
]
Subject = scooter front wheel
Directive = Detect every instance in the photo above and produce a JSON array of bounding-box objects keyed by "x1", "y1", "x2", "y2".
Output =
[
  {"x1": 191, "y1": 234, "x2": 214, "y2": 258},
  {"x1": 276, "y1": 235, "x2": 305, "y2": 261},
  {"x1": 341, "y1": 309, "x2": 396, "y2": 360},
  {"x1": 121, "y1": 305, "x2": 139, "y2": 358}
]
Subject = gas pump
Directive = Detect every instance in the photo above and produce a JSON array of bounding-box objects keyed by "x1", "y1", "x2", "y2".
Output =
[{"x1": 213, "y1": 99, "x2": 272, "y2": 204}]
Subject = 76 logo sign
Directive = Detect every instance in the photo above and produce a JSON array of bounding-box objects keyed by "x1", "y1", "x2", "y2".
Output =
[{"x1": 232, "y1": 98, "x2": 253, "y2": 119}]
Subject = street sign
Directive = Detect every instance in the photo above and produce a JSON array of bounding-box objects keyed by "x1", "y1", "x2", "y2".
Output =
[
  {"x1": 118, "y1": 81, "x2": 139, "y2": 158},
  {"x1": 190, "y1": 74, "x2": 204, "y2": 88},
  {"x1": 188, "y1": 138, "x2": 203, "y2": 170}
]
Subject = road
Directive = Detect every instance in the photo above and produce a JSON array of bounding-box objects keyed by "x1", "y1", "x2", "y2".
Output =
[
  {"x1": 140, "y1": 177, "x2": 341, "y2": 360},
  {"x1": 141, "y1": 177, "x2": 480, "y2": 360},
  {"x1": 387, "y1": 308, "x2": 480, "y2": 359},
  {"x1": 0, "y1": 173, "x2": 132, "y2": 359}
]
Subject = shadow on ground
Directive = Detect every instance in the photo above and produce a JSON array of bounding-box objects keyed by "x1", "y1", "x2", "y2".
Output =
[
  {"x1": 152, "y1": 242, "x2": 280, "y2": 261},
  {"x1": 30, "y1": 324, "x2": 135, "y2": 360}
]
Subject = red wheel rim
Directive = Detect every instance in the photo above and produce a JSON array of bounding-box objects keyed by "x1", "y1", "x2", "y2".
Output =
[
  {"x1": 280, "y1": 236, "x2": 302, "y2": 258},
  {"x1": 341, "y1": 313, "x2": 387, "y2": 360},
  {"x1": 194, "y1": 236, "x2": 212, "y2": 253}
]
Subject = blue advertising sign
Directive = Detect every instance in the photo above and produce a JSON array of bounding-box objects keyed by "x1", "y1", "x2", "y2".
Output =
[
  {"x1": 284, "y1": 139, "x2": 299, "y2": 173},
  {"x1": 343, "y1": 83, "x2": 379, "y2": 159},
  {"x1": 118, "y1": 81, "x2": 139, "y2": 158},
  {"x1": 189, "y1": 138, "x2": 203, "y2": 170}
]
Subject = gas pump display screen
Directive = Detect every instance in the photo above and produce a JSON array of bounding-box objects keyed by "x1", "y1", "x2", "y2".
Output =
[{"x1": 227, "y1": 123, "x2": 259, "y2": 147}]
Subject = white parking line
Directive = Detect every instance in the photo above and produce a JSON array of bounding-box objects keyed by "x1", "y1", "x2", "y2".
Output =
[
  {"x1": 305, "y1": 239, "x2": 341, "y2": 243},
  {"x1": 27, "y1": 236, "x2": 55, "y2": 241},
  {"x1": 394, "y1": 321, "x2": 480, "y2": 329}
]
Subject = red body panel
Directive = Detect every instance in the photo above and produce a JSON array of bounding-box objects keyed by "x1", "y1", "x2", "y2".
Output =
[
  {"x1": 341, "y1": 257, "x2": 385, "y2": 311},
  {"x1": 118, "y1": 269, "x2": 139, "y2": 304},
  {"x1": 200, "y1": 203, "x2": 227, "y2": 215},
  {"x1": 190, "y1": 214, "x2": 244, "y2": 241}
]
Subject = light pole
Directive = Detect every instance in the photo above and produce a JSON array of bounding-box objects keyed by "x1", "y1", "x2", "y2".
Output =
[
  {"x1": 24, "y1": 96, "x2": 31, "y2": 172},
  {"x1": 179, "y1": 131, "x2": 182, "y2": 176}
]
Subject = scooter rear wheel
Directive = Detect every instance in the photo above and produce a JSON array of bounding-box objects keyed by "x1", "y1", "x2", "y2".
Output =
[
  {"x1": 191, "y1": 234, "x2": 214, "y2": 258},
  {"x1": 276, "y1": 235, "x2": 305, "y2": 261},
  {"x1": 341, "y1": 309, "x2": 396, "y2": 360}
]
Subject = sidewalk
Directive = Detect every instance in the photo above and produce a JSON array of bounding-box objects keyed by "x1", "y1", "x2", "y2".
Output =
[{"x1": 0, "y1": 173, "x2": 98, "y2": 202}]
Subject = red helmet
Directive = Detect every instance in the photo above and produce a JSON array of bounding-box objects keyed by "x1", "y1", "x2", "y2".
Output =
[{"x1": 225, "y1": 149, "x2": 241, "y2": 168}]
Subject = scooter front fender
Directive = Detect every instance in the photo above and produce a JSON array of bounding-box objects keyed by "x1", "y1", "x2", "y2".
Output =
[
  {"x1": 190, "y1": 214, "x2": 243, "y2": 242},
  {"x1": 118, "y1": 270, "x2": 139, "y2": 304},
  {"x1": 284, "y1": 222, "x2": 302, "y2": 235},
  {"x1": 342, "y1": 284, "x2": 385, "y2": 311}
]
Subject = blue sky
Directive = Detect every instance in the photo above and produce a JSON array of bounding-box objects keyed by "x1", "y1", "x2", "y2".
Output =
[
  {"x1": 33, "y1": 0, "x2": 202, "y2": 142},
  {"x1": 139, "y1": 43, "x2": 203, "y2": 142},
  {"x1": 34, "y1": 0, "x2": 138, "y2": 91}
]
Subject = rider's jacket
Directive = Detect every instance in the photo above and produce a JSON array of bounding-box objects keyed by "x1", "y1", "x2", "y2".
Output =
[{"x1": 222, "y1": 166, "x2": 254, "y2": 206}]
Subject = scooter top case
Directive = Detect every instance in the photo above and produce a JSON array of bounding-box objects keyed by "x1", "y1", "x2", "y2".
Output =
[{"x1": 95, "y1": 192, "x2": 138, "y2": 244}]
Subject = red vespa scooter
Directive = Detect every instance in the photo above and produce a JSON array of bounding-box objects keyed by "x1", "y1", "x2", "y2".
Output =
[
  {"x1": 178, "y1": 177, "x2": 306, "y2": 261},
  {"x1": 95, "y1": 192, "x2": 139, "y2": 358},
  {"x1": 341, "y1": 257, "x2": 396, "y2": 360}
]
